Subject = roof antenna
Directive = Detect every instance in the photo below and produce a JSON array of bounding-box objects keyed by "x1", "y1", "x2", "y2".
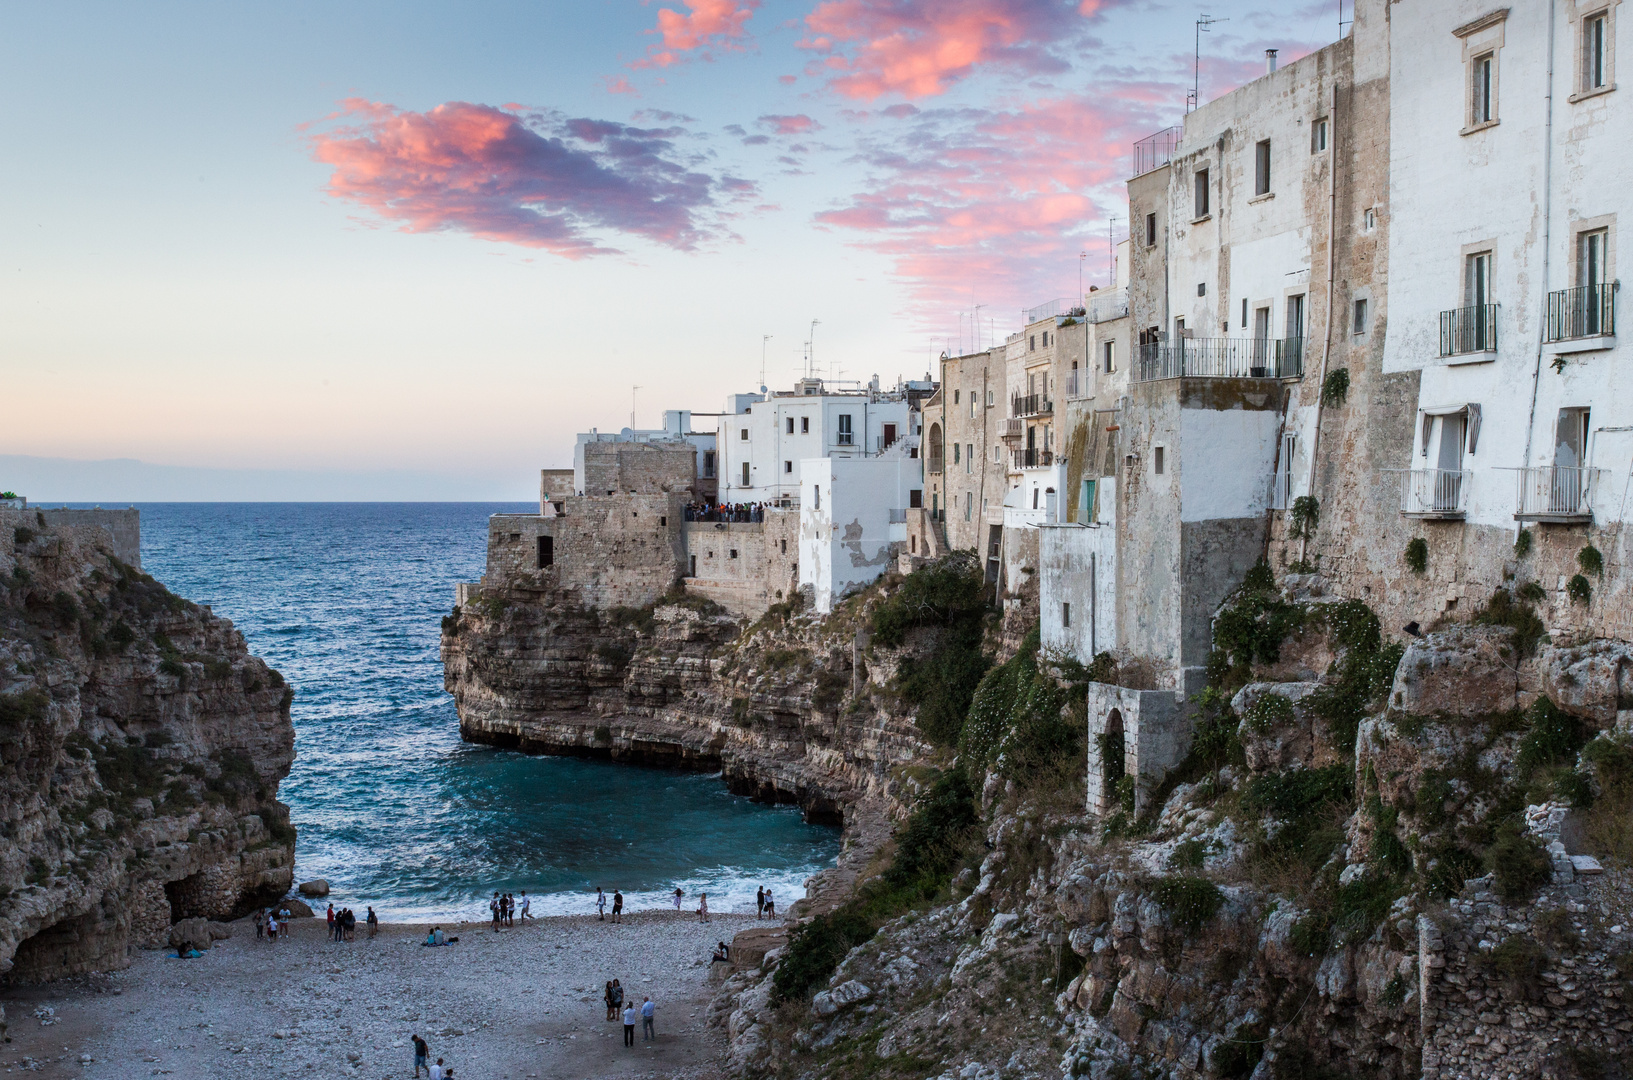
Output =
[
  {"x1": 761, "y1": 334, "x2": 771, "y2": 394},
  {"x1": 1189, "y1": 14, "x2": 1227, "y2": 112}
]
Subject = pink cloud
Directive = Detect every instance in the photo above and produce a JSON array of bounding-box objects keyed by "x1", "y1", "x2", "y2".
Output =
[
  {"x1": 757, "y1": 113, "x2": 821, "y2": 135},
  {"x1": 634, "y1": 0, "x2": 761, "y2": 69},
  {"x1": 799, "y1": 0, "x2": 1115, "y2": 100},
  {"x1": 308, "y1": 99, "x2": 751, "y2": 257},
  {"x1": 604, "y1": 75, "x2": 639, "y2": 95},
  {"x1": 814, "y1": 91, "x2": 1147, "y2": 316}
]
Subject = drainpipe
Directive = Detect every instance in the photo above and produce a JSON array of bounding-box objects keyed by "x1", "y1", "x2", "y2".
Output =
[
  {"x1": 1521, "y1": 0, "x2": 1558, "y2": 479},
  {"x1": 1300, "y1": 79, "x2": 1343, "y2": 568}
]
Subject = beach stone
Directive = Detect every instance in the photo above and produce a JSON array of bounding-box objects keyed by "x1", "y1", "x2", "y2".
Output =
[
  {"x1": 167, "y1": 918, "x2": 232, "y2": 952},
  {"x1": 298, "y1": 879, "x2": 330, "y2": 897},
  {"x1": 283, "y1": 898, "x2": 315, "y2": 917}
]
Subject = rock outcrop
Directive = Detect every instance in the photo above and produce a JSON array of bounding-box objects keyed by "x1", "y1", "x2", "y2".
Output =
[{"x1": 0, "y1": 509, "x2": 295, "y2": 982}]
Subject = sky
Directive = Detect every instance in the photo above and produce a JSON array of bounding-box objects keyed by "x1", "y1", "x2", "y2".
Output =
[{"x1": 1, "y1": 0, "x2": 1342, "y2": 500}]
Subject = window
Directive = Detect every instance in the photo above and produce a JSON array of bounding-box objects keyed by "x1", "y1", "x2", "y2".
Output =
[
  {"x1": 1102, "y1": 340, "x2": 1115, "y2": 373},
  {"x1": 1312, "y1": 117, "x2": 1329, "y2": 152},
  {"x1": 659, "y1": 516, "x2": 666, "y2": 526},
  {"x1": 994, "y1": 445, "x2": 1001, "y2": 464},
  {"x1": 1254, "y1": 139, "x2": 1271, "y2": 195},
  {"x1": 742, "y1": 461, "x2": 750, "y2": 485},
  {"x1": 1582, "y1": 11, "x2": 1608, "y2": 92},
  {"x1": 1353, "y1": 298, "x2": 1369, "y2": 335},
  {"x1": 966, "y1": 444, "x2": 974, "y2": 473},
  {"x1": 1197, "y1": 282, "x2": 1206, "y2": 297},
  {"x1": 986, "y1": 390, "x2": 994, "y2": 407},
  {"x1": 537, "y1": 535, "x2": 553, "y2": 568},
  {"x1": 703, "y1": 451, "x2": 715, "y2": 478},
  {"x1": 801, "y1": 416, "x2": 809, "y2": 433},
  {"x1": 740, "y1": 428, "x2": 749, "y2": 440},
  {"x1": 730, "y1": 549, "x2": 738, "y2": 559},
  {"x1": 1154, "y1": 446, "x2": 1165, "y2": 474},
  {"x1": 1471, "y1": 51, "x2": 1496, "y2": 125},
  {"x1": 781, "y1": 538, "x2": 787, "y2": 553},
  {"x1": 1465, "y1": 251, "x2": 1492, "y2": 308},
  {"x1": 837, "y1": 414, "x2": 853, "y2": 444},
  {"x1": 1363, "y1": 208, "x2": 1377, "y2": 233},
  {"x1": 953, "y1": 442, "x2": 961, "y2": 465},
  {"x1": 784, "y1": 460, "x2": 792, "y2": 474},
  {"x1": 1062, "y1": 602, "x2": 1071, "y2": 628},
  {"x1": 689, "y1": 554, "x2": 697, "y2": 576},
  {"x1": 1286, "y1": 294, "x2": 1305, "y2": 340},
  {"x1": 1194, "y1": 168, "x2": 1210, "y2": 218},
  {"x1": 909, "y1": 489, "x2": 922, "y2": 509},
  {"x1": 786, "y1": 416, "x2": 795, "y2": 434},
  {"x1": 969, "y1": 396, "x2": 976, "y2": 418},
  {"x1": 813, "y1": 485, "x2": 820, "y2": 509},
  {"x1": 1043, "y1": 331, "x2": 1051, "y2": 347},
  {"x1": 1242, "y1": 298, "x2": 1249, "y2": 329},
  {"x1": 965, "y1": 494, "x2": 972, "y2": 520},
  {"x1": 953, "y1": 389, "x2": 960, "y2": 404},
  {"x1": 1029, "y1": 335, "x2": 1036, "y2": 352},
  {"x1": 1579, "y1": 229, "x2": 1608, "y2": 288},
  {"x1": 1145, "y1": 212, "x2": 1157, "y2": 246}
]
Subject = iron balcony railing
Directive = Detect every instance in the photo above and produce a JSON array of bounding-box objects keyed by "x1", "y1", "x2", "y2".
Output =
[
  {"x1": 1132, "y1": 125, "x2": 1180, "y2": 177},
  {"x1": 1545, "y1": 283, "x2": 1617, "y2": 341},
  {"x1": 1135, "y1": 336, "x2": 1305, "y2": 381},
  {"x1": 1087, "y1": 288, "x2": 1129, "y2": 324},
  {"x1": 1011, "y1": 448, "x2": 1055, "y2": 470},
  {"x1": 835, "y1": 431, "x2": 854, "y2": 445},
  {"x1": 1512, "y1": 465, "x2": 1604, "y2": 521},
  {"x1": 1398, "y1": 468, "x2": 1470, "y2": 518},
  {"x1": 927, "y1": 454, "x2": 943, "y2": 475},
  {"x1": 1066, "y1": 371, "x2": 1080, "y2": 398},
  {"x1": 1012, "y1": 393, "x2": 1054, "y2": 418},
  {"x1": 1439, "y1": 304, "x2": 1498, "y2": 356},
  {"x1": 1025, "y1": 297, "x2": 1077, "y2": 324}
]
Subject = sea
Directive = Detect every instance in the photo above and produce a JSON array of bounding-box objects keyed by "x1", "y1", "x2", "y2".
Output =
[{"x1": 110, "y1": 502, "x2": 839, "y2": 922}]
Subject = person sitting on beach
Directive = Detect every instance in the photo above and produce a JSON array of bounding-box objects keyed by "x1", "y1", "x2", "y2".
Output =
[{"x1": 711, "y1": 941, "x2": 731, "y2": 963}]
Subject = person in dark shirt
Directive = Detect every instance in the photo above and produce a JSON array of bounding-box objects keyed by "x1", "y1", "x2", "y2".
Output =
[{"x1": 411, "y1": 1034, "x2": 429, "y2": 1078}]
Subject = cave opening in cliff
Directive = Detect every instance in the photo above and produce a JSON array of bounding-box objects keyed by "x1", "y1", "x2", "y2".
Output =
[
  {"x1": 164, "y1": 873, "x2": 211, "y2": 923},
  {"x1": 6, "y1": 907, "x2": 119, "y2": 985}
]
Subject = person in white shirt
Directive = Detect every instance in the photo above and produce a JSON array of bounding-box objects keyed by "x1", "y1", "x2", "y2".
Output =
[
  {"x1": 520, "y1": 892, "x2": 531, "y2": 921},
  {"x1": 640, "y1": 996, "x2": 655, "y2": 1041},
  {"x1": 429, "y1": 1057, "x2": 446, "y2": 1080},
  {"x1": 622, "y1": 1003, "x2": 637, "y2": 1046},
  {"x1": 596, "y1": 888, "x2": 606, "y2": 921}
]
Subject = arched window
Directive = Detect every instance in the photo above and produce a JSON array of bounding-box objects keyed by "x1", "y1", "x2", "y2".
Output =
[
  {"x1": 1101, "y1": 709, "x2": 1126, "y2": 805},
  {"x1": 928, "y1": 423, "x2": 944, "y2": 474}
]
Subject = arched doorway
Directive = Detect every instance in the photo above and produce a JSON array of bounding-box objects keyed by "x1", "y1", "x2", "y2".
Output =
[
  {"x1": 928, "y1": 422, "x2": 944, "y2": 475},
  {"x1": 1101, "y1": 708, "x2": 1126, "y2": 806}
]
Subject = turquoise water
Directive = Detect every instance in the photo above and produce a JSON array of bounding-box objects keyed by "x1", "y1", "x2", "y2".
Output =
[{"x1": 123, "y1": 503, "x2": 839, "y2": 920}]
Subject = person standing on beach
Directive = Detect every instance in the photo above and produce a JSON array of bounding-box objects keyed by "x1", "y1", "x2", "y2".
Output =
[
  {"x1": 611, "y1": 979, "x2": 624, "y2": 1024},
  {"x1": 764, "y1": 889, "x2": 775, "y2": 918},
  {"x1": 755, "y1": 887, "x2": 764, "y2": 918},
  {"x1": 326, "y1": 903, "x2": 335, "y2": 940},
  {"x1": 266, "y1": 912, "x2": 278, "y2": 941},
  {"x1": 411, "y1": 1034, "x2": 429, "y2": 1078},
  {"x1": 673, "y1": 887, "x2": 683, "y2": 910},
  {"x1": 611, "y1": 889, "x2": 623, "y2": 924},
  {"x1": 520, "y1": 892, "x2": 531, "y2": 921},
  {"x1": 596, "y1": 887, "x2": 606, "y2": 921},
  {"x1": 622, "y1": 1001, "x2": 636, "y2": 1046},
  {"x1": 603, "y1": 981, "x2": 616, "y2": 1021},
  {"x1": 698, "y1": 893, "x2": 709, "y2": 923},
  {"x1": 279, "y1": 905, "x2": 291, "y2": 937},
  {"x1": 490, "y1": 893, "x2": 501, "y2": 932},
  {"x1": 641, "y1": 996, "x2": 655, "y2": 1041},
  {"x1": 366, "y1": 906, "x2": 378, "y2": 937}
]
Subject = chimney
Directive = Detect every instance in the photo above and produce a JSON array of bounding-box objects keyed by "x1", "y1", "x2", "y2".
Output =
[{"x1": 1266, "y1": 49, "x2": 1279, "y2": 74}]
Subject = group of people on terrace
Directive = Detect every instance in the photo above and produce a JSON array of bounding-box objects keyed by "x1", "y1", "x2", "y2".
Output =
[{"x1": 682, "y1": 502, "x2": 768, "y2": 523}]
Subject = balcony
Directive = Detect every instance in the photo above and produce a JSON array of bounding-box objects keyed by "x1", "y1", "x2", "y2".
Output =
[
  {"x1": 1132, "y1": 125, "x2": 1180, "y2": 178},
  {"x1": 1012, "y1": 393, "x2": 1054, "y2": 418},
  {"x1": 1512, "y1": 465, "x2": 1604, "y2": 523},
  {"x1": 1087, "y1": 287, "x2": 1129, "y2": 324},
  {"x1": 1011, "y1": 448, "x2": 1055, "y2": 470},
  {"x1": 1545, "y1": 283, "x2": 1617, "y2": 343},
  {"x1": 1025, "y1": 297, "x2": 1077, "y2": 324},
  {"x1": 1135, "y1": 337, "x2": 1304, "y2": 381},
  {"x1": 835, "y1": 431, "x2": 854, "y2": 446},
  {"x1": 927, "y1": 453, "x2": 943, "y2": 475},
  {"x1": 1398, "y1": 468, "x2": 1469, "y2": 519},
  {"x1": 1000, "y1": 418, "x2": 1024, "y2": 439},
  {"x1": 1439, "y1": 304, "x2": 1498, "y2": 357}
]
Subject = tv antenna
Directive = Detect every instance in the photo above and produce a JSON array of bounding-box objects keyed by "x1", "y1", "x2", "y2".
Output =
[
  {"x1": 1188, "y1": 14, "x2": 1227, "y2": 112},
  {"x1": 630, "y1": 385, "x2": 641, "y2": 431},
  {"x1": 761, "y1": 334, "x2": 772, "y2": 393},
  {"x1": 805, "y1": 320, "x2": 821, "y2": 379}
]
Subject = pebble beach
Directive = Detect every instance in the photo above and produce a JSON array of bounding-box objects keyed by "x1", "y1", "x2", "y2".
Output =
[{"x1": 0, "y1": 910, "x2": 755, "y2": 1079}]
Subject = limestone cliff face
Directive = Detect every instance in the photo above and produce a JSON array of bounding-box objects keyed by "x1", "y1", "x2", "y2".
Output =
[
  {"x1": 0, "y1": 511, "x2": 295, "y2": 982},
  {"x1": 442, "y1": 585, "x2": 938, "y2": 826}
]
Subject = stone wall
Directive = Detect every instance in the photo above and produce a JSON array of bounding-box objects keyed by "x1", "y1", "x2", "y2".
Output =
[
  {"x1": 482, "y1": 495, "x2": 685, "y2": 611},
  {"x1": 582, "y1": 440, "x2": 698, "y2": 498},
  {"x1": 3, "y1": 507, "x2": 141, "y2": 571},
  {"x1": 682, "y1": 511, "x2": 800, "y2": 617}
]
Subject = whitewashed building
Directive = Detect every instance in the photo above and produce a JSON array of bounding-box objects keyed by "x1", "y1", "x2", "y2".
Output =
[{"x1": 800, "y1": 455, "x2": 921, "y2": 613}]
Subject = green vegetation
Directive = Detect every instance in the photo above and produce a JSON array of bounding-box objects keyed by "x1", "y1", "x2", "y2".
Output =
[
  {"x1": 0, "y1": 688, "x2": 51, "y2": 729},
  {"x1": 1578, "y1": 543, "x2": 1604, "y2": 577},
  {"x1": 773, "y1": 770, "x2": 980, "y2": 1002},
  {"x1": 1209, "y1": 559, "x2": 1306, "y2": 690},
  {"x1": 1287, "y1": 496, "x2": 1320, "y2": 540},
  {"x1": 1514, "y1": 528, "x2": 1533, "y2": 558},
  {"x1": 1320, "y1": 367, "x2": 1349, "y2": 407},
  {"x1": 874, "y1": 553, "x2": 991, "y2": 746},
  {"x1": 1568, "y1": 573, "x2": 1593, "y2": 605},
  {"x1": 1486, "y1": 824, "x2": 1552, "y2": 901},
  {"x1": 1242, "y1": 692, "x2": 1294, "y2": 734},
  {"x1": 1150, "y1": 876, "x2": 1224, "y2": 934},
  {"x1": 1405, "y1": 537, "x2": 1428, "y2": 574},
  {"x1": 1303, "y1": 600, "x2": 1403, "y2": 751},
  {"x1": 1473, "y1": 586, "x2": 1547, "y2": 657}
]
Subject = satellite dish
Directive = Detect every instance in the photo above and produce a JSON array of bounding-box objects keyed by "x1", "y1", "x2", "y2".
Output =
[{"x1": 760, "y1": 385, "x2": 768, "y2": 394}]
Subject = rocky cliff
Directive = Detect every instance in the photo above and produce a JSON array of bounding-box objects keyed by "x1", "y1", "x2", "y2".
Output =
[
  {"x1": 444, "y1": 559, "x2": 1633, "y2": 1079},
  {"x1": 0, "y1": 509, "x2": 295, "y2": 983}
]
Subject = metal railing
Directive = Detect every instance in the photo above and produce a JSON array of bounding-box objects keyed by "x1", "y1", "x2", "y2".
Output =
[
  {"x1": 1132, "y1": 126, "x2": 1180, "y2": 177},
  {"x1": 1512, "y1": 465, "x2": 1604, "y2": 521},
  {"x1": 1025, "y1": 297, "x2": 1077, "y2": 324},
  {"x1": 1399, "y1": 468, "x2": 1470, "y2": 517},
  {"x1": 1545, "y1": 283, "x2": 1617, "y2": 341},
  {"x1": 1066, "y1": 371, "x2": 1080, "y2": 398},
  {"x1": 1135, "y1": 337, "x2": 1305, "y2": 381},
  {"x1": 1439, "y1": 304, "x2": 1498, "y2": 356},
  {"x1": 888, "y1": 509, "x2": 908, "y2": 524},
  {"x1": 1011, "y1": 393, "x2": 1054, "y2": 417},
  {"x1": 927, "y1": 454, "x2": 943, "y2": 475},
  {"x1": 835, "y1": 431, "x2": 854, "y2": 445},
  {"x1": 1011, "y1": 448, "x2": 1055, "y2": 470},
  {"x1": 1087, "y1": 287, "x2": 1129, "y2": 324}
]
